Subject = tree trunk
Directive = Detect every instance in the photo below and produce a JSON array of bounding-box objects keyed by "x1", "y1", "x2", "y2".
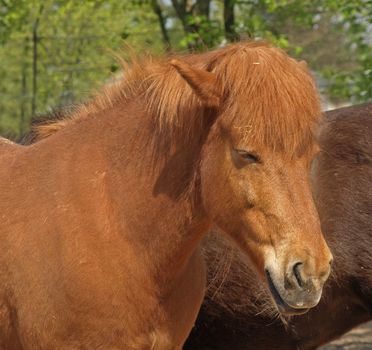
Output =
[
  {"x1": 224, "y1": 0, "x2": 238, "y2": 41},
  {"x1": 31, "y1": 4, "x2": 44, "y2": 117},
  {"x1": 151, "y1": 0, "x2": 171, "y2": 51},
  {"x1": 170, "y1": 0, "x2": 212, "y2": 50}
]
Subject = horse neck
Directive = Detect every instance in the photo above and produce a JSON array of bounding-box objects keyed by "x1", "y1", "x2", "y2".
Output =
[
  {"x1": 64, "y1": 98, "x2": 212, "y2": 288},
  {"x1": 313, "y1": 158, "x2": 372, "y2": 308}
]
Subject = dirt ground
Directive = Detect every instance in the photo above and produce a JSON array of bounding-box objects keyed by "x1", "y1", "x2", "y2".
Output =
[{"x1": 320, "y1": 322, "x2": 372, "y2": 350}]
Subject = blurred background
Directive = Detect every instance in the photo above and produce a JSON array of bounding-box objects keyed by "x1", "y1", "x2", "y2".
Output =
[{"x1": 0, "y1": 0, "x2": 371, "y2": 139}]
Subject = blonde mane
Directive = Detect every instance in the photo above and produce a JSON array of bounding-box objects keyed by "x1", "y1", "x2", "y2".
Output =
[{"x1": 36, "y1": 41, "x2": 321, "y2": 156}]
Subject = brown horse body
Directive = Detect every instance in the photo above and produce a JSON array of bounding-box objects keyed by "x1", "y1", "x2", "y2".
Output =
[
  {"x1": 185, "y1": 103, "x2": 372, "y2": 350},
  {"x1": 0, "y1": 42, "x2": 332, "y2": 349}
]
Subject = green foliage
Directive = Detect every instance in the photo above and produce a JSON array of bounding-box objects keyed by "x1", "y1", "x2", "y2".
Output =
[
  {"x1": 232, "y1": 0, "x2": 371, "y2": 102},
  {"x1": 0, "y1": 0, "x2": 163, "y2": 137},
  {"x1": 180, "y1": 15, "x2": 222, "y2": 49},
  {"x1": 322, "y1": 0, "x2": 372, "y2": 101},
  {"x1": 161, "y1": 0, "x2": 371, "y2": 103},
  {"x1": 0, "y1": 0, "x2": 31, "y2": 42},
  {"x1": 0, "y1": 0, "x2": 370, "y2": 137}
]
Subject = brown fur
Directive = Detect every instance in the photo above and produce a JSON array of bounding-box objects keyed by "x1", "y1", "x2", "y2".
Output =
[
  {"x1": 0, "y1": 42, "x2": 331, "y2": 349},
  {"x1": 35, "y1": 41, "x2": 320, "y2": 159},
  {"x1": 185, "y1": 103, "x2": 372, "y2": 350}
]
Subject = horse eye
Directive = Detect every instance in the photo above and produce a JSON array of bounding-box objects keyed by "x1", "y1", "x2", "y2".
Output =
[{"x1": 236, "y1": 149, "x2": 261, "y2": 164}]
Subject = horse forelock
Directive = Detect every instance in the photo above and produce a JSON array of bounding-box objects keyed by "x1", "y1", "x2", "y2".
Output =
[
  {"x1": 213, "y1": 44, "x2": 321, "y2": 157},
  {"x1": 33, "y1": 41, "x2": 321, "y2": 158}
]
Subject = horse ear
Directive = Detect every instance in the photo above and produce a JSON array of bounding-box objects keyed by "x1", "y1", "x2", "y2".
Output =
[{"x1": 171, "y1": 59, "x2": 222, "y2": 108}]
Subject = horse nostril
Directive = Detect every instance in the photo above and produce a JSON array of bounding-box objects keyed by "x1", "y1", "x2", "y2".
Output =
[{"x1": 293, "y1": 262, "x2": 304, "y2": 288}]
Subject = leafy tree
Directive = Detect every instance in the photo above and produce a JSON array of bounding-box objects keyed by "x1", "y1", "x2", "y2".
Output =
[
  {"x1": 0, "y1": 0, "x2": 163, "y2": 137},
  {"x1": 149, "y1": 0, "x2": 371, "y2": 102},
  {"x1": 0, "y1": 0, "x2": 370, "y2": 137},
  {"x1": 322, "y1": 0, "x2": 372, "y2": 101}
]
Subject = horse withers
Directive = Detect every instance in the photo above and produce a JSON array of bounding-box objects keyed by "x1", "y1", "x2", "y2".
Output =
[{"x1": 0, "y1": 42, "x2": 331, "y2": 349}]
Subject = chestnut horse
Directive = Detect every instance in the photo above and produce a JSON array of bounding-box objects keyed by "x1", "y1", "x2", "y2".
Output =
[
  {"x1": 0, "y1": 42, "x2": 332, "y2": 349},
  {"x1": 185, "y1": 102, "x2": 372, "y2": 350}
]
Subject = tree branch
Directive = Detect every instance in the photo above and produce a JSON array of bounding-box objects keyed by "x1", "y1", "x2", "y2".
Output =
[
  {"x1": 151, "y1": 0, "x2": 171, "y2": 50},
  {"x1": 224, "y1": 0, "x2": 239, "y2": 41}
]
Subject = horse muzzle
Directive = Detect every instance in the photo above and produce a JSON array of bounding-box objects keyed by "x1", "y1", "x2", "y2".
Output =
[{"x1": 265, "y1": 261, "x2": 329, "y2": 316}]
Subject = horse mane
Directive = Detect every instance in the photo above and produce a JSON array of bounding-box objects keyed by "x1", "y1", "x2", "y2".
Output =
[{"x1": 34, "y1": 41, "x2": 321, "y2": 157}]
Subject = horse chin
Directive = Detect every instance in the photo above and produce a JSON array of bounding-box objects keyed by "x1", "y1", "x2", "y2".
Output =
[
  {"x1": 277, "y1": 304, "x2": 309, "y2": 317},
  {"x1": 265, "y1": 269, "x2": 310, "y2": 316}
]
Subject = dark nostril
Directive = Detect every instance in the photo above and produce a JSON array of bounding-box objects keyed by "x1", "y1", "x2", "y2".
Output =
[
  {"x1": 293, "y1": 262, "x2": 304, "y2": 288},
  {"x1": 329, "y1": 258, "x2": 333, "y2": 266}
]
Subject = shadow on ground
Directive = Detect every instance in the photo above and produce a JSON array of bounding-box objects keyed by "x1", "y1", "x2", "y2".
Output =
[{"x1": 320, "y1": 322, "x2": 372, "y2": 350}]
